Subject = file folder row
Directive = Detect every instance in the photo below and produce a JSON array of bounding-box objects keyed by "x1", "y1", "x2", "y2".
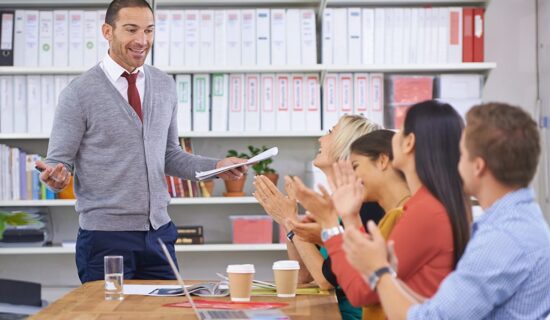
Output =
[
  {"x1": 0, "y1": 75, "x2": 77, "y2": 134},
  {"x1": 154, "y1": 9, "x2": 317, "y2": 67},
  {"x1": 322, "y1": 7, "x2": 485, "y2": 65},
  {"x1": 0, "y1": 145, "x2": 56, "y2": 201}
]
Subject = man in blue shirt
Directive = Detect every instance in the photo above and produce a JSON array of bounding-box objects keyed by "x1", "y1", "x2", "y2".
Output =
[{"x1": 342, "y1": 102, "x2": 550, "y2": 319}]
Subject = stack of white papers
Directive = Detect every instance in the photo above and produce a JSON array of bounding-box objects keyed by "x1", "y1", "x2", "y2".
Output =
[{"x1": 195, "y1": 147, "x2": 278, "y2": 180}]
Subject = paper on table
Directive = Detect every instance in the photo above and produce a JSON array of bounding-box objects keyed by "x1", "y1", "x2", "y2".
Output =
[
  {"x1": 195, "y1": 147, "x2": 279, "y2": 180},
  {"x1": 124, "y1": 284, "x2": 184, "y2": 296}
]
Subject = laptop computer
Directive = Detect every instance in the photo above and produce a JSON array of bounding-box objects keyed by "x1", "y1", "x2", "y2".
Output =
[{"x1": 157, "y1": 238, "x2": 289, "y2": 320}]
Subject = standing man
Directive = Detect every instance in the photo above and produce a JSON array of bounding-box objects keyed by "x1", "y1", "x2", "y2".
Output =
[
  {"x1": 342, "y1": 102, "x2": 550, "y2": 319},
  {"x1": 35, "y1": 0, "x2": 247, "y2": 283}
]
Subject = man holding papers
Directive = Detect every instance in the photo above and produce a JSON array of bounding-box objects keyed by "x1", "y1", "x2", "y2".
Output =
[{"x1": 35, "y1": 0, "x2": 247, "y2": 283}]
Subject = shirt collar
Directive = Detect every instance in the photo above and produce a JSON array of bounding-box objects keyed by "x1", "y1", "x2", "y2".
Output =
[
  {"x1": 102, "y1": 53, "x2": 145, "y2": 82},
  {"x1": 472, "y1": 187, "x2": 535, "y2": 233}
]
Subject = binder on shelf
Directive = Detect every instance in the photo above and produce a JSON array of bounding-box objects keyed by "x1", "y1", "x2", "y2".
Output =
[
  {"x1": 0, "y1": 11, "x2": 14, "y2": 66},
  {"x1": 305, "y1": 74, "x2": 320, "y2": 132},
  {"x1": 270, "y1": 9, "x2": 286, "y2": 65},
  {"x1": 175, "y1": 74, "x2": 192, "y2": 133},
  {"x1": 41, "y1": 75, "x2": 55, "y2": 135},
  {"x1": 241, "y1": 9, "x2": 256, "y2": 66},
  {"x1": 0, "y1": 76, "x2": 14, "y2": 133},
  {"x1": 260, "y1": 73, "x2": 275, "y2": 131},
  {"x1": 383, "y1": 9, "x2": 394, "y2": 64},
  {"x1": 339, "y1": 73, "x2": 353, "y2": 116},
  {"x1": 26, "y1": 75, "x2": 41, "y2": 134},
  {"x1": 347, "y1": 8, "x2": 361, "y2": 65},
  {"x1": 68, "y1": 10, "x2": 84, "y2": 67},
  {"x1": 225, "y1": 10, "x2": 241, "y2": 66},
  {"x1": 393, "y1": 8, "x2": 404, "y2": 64},
  {"x1": 429, "y1": 8, "x2": 439, "y2": 65},
  {"x1": 83, "y1": 10, "x2": 97, "y2": 67},
  {"x1": 409, "y1": 8, "x2": 419, "y2": 64},
  {"x1": 322, "y1": 8, "x2": 333, "y2": 65},
  {"x1": 97, "y1": 10, "x2": 108, "y2": 59},
  {"x1": 285, "y1": 9, "x2": 300, "y2": 66},
  {"x1": 244, "y1": 74, "x2": 260, "y2": 131},
  {"x1": 354, "y1": 73, "x2": 369, "y2": 116},
  {"x1": 275, "y1": 74, "x2": 290, "y2": 131},
  {"x1": 290, "y1": 74, "x2": 305, "y2": 131},
  {"x1": 373, "y1": 8, "x2": 385, "y2": 65},
  {"x1": 169, "y1": 10, "x2": 184, "y2": 66},
  {"x1": 211, "y1": 73, "x2": 229, "y2": 132},
  {"x1": 184, "y1": 10, "x2": 199, "y2": 66},
  {"x1": 322, "y1": 73, "x2": 339, "y2": 130},
  {"x1": 462, "y1": 7, "x2": 474, "y2": 63},
  {"x1": 154, "y1": 10, "x2": 170, "y2": 67},
  {"x1": 402, "y1": 8, "x2": 412, "y2": 65},
  {"x1": 13, "y1": 10, "x2": 24, "y2": 67},
  {"x1": 38, "y1": 11, "x2": 53, "y2": 67},
  {"x1": 473, "y1": 8, "x2": 484, "y2": 62},
  {"x1": 213, "y1": 10, "x2": 226, "y2": 66},
  {"x1": 256, "y1": 9, "x2": 270, "y2": 66},
  {"x1": 437, "y1": 74, "x2": 483, "y2": 100},
  {"x1": 53, "y1": 10, "x2": 69, "y2": 67},
  {"x1": 362, "y1": 8, "x2": 374, "y2": 65},
  {"x1": 332, "y1": 8, "x2": 347, "y2": 65},
  {"x1": 437, "y1": 8, "x2": 449, "y2": 64},
  {"x1": 228, "y1": 74, "x2": 244, "y2": 132},
  {"x1": 24, "y1": 10, "x2": 39, "y2": 67},
  {"x1": 300, "y1": 9, "x2": 316, "y2": 65},
  {"x1": 192, "y1": 74, "x2": 210, "y2": 132},
  {"x1": 199, "y1": 10, "x2": 214, "y2": 66},
  {"x1": 369, "y1": 73, "x2": 384, "y2": 127},
  {"x1": 13, "y1": 75, "x2": 26, "y2": 133},
  {"x1": 448, "y1": 7, "x2": 462, "y2": 64}
]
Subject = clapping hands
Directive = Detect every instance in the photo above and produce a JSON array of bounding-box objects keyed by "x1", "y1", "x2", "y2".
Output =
[{"x1": 327, "y1": 160, "x2": 365, "y2": 228}]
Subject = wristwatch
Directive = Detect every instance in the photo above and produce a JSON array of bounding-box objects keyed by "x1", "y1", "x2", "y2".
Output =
[
  {"x1": 367, "y1": 266, "x2": 397, "y2": 291},
  {"x1": 286, "y1": 230, "x2": 295, "y2": 242},
  {"x1": 320, "y1": 226, "x2": 344, "y2": 242}
]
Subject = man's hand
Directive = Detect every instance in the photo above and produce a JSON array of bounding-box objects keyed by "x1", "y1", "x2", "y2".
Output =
[
  {"x1": 343, "y1": 221, "x2": 390, "y2": 276},
  {"x1": 35, "y1": 160, "x2": 71, "y2": 191},
  {"x1": 215, "y1": 157, "x2": 248, "y2": 180}
]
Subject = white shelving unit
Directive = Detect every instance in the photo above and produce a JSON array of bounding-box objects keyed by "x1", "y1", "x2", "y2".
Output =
[{"x1": 0, "y1": 197, "x2": 258, "y2": 207}]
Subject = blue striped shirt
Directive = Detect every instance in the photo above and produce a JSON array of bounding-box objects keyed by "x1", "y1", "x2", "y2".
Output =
[{"x1": 408, "y1": 188, "x2": 550, "y2": 319}]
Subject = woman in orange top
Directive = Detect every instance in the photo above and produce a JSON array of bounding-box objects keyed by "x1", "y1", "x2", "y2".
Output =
[{"x1": 292, "y1": 100, "x2": 471, "y2": 319}]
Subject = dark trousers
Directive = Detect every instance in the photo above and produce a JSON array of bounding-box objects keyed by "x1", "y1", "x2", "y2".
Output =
[{"x1": 75, "y1": 221, "x2": 179, "y2": 283}]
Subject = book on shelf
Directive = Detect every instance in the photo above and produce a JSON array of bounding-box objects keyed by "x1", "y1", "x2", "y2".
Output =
[{"x1": 177, "y1": 225, "x2": 203, "y2": 237}]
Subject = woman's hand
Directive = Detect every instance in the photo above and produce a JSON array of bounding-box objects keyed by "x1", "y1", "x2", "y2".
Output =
[
  {"x1": 288, "y1": 176, "x2": 339, "y2": 229},
  {"x1": 328, "y1": 160, "x2": 364, "y2": 221},
  {"x1": 286, "y1": 214, "x2": 323, "y2": 246},
  {"x1": 253, "y1": 175, "x2": 298, "y2": 226}
]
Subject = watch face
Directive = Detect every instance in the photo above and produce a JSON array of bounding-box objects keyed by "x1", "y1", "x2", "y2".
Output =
[{"x1": 321, "y1": 230, "x2": 330, "y2": 242}]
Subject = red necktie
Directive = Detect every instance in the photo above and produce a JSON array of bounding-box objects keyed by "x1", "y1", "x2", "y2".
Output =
[{"x1": 121, "y1": 71, "x2": 143, "y2": 122}]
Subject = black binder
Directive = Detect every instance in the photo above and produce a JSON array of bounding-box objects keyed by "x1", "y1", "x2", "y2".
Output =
[{"x1": 0, "y1": 10, "x2": 15, "y2": 66}]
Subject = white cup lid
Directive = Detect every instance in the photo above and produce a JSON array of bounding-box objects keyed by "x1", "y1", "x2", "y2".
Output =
[
  {"x1": 226, "y1": 264, "x2": 255, "y2": 273},
  {"x1": 273, "y1": 260, "x2": 300, "y2": 270}
]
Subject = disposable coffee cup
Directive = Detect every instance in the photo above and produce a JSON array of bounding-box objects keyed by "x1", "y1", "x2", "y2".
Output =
[
  {"x1": 226, "y1": 264, "x2": 255, "y2": 302},
  {"x1": 273, "y1": 260, "x2": 300, "y2": 298}
]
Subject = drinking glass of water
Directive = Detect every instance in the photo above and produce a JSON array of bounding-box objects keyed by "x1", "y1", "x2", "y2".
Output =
[{"x1": 104, "y1": 255, "x2": 124, "y2": 301}]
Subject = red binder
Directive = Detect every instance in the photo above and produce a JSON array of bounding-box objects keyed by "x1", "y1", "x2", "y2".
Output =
[
  {"x1": 462, "y1": 8, "x2": 474, "y2": 63},
  {"x1": 473, "y1": 8, "x2": 485, "y2": 62}
]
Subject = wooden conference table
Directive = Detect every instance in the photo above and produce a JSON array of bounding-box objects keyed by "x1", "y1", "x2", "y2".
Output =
[{"x1": 30, "y1": 280, "x2": 342, "y2": 319}]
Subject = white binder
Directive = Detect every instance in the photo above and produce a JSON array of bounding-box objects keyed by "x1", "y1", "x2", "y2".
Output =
[
  {"x1": 41, "y1": 75, "x2": 55, "y2": 135},
  {"x1": 53, "y1": 10, "x2": 68, "y2": 67},
  {"x1": 409, "y1": 9, "x2": 419, "y2": 64},
  {"x1": 290, "y1": 74, "x2": 305, "y2": 131},
  {"x1": 402, "y1": 9, "x2": 412, "y2": 64},
  {"x1": 0, "y1": 76, "x2": 14, "y2": 133},
  {"x1": 373, "y1": 9, "x2": 385, "y2": 65},
  {"x1": 175, "y1": 74, "x2": 192, "y2": 133},
  {"x1": 275, "y1": 74, "x2": 291, "y2": 131},
  {"x1": 332, "y1": 9, "x2": 348, "y2": 65},
  {"x1": 38, "y1": 11, "x2": 53, "y2": 67},
  {"x1": 270, "y1": 9, "x2": 286, "y2": 65},
  {"x1": 305, "y1": 74, "x2": 321, "y2": 131},
  {"x1": 393, "y1": 8, "x2": 404, "y2": 64},
  {"x1": 260, "y1": 74, "x2": 276, "y2": 131},
  {"x1": 13, "y1": 10, "x2": 25, "y2": 67},
  {"x1": 339, "y1": 74, "x2": 353, "y2": 116},
  {"x1": 13, "y1": 75, "x2": 27, "y2": 133},
  {"x1": 199, "y1": 10, "x2": 214, "y2": 66},
  {"x1": 256, "y1": 9, "x2": 270, "y2": 65},
  {"x1": 369, "y1": 73, "x2": 384, "y2": 127},
  {"x1": 184, "y1": 10, "x2": 200, "y2": 66},
  {"x1": 362, "y1": 9, "x2": 374, "y2": 65},
  {"x1": 83, "y1": 10, "x2": 98, "y2": 67},
  {"x1": 241, "y1": 9, "x2": 256, "y2": 66},
  {"x1": 300, "y1": 9, "x2": 316, "y2": 65},
  {"x1": 285, "y1": 9, "x2": 301, "y2": 65},
  {"x1": 193, "y1": 74, "x2": 210, "y2": 132},
  {"x1": 169, "y1": 10, "x2": 185, "y2": 67},
  {"x1": 68, "y1": 10, "x2": 84, "y2": 67},
  {"x1": 24, "y1": 10, "x2": 39, "y2": 67},
  {"x1": 26, "y1": 75, "x2": 41, "y2": 134},
  {"x1": 347, "y1": 8, "x2": 361, "y2": 65},
  {"x1": 154, "y1": 10, "x2": 170, "y2": 67},
  {"x1": 437, "y1": 8, "x2": 449, "y2": 64},
  {"x1": 322, "y1": 8, "x2": 333, "y2": 64},
  {"x1": 228, "y1": 74, "x2": 244, "y2": 132},
  {"x1": 211, "y1": 73, "x2": 229, "y2": 132},
  {"x1": 322, "y1": 73, "x2": 339, "y2": 130},
  {"x1": 225, "y1": 10, "x2": 241, "y2": 66},
  {"x1": 244, "y1": 74, "x2": 260, "y2": 131},
  {"x1": 213, "y1": 10, "x2": 226, "y2": 66},
  {"x1": 447, "y1": 8, "x2": 463, "y2": 64},
  {"x1": 354, "y1": 73, "x2": 369, "y2": 116}
]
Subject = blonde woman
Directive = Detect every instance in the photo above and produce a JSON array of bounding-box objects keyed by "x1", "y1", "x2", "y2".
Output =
[{"x1": 253, "y1": 115, "x2": 382, "y2": 320}]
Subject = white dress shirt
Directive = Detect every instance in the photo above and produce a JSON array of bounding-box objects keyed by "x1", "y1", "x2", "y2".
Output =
[{"x1": 99, "y1": 53, "x2": 145, "y2": 108}]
